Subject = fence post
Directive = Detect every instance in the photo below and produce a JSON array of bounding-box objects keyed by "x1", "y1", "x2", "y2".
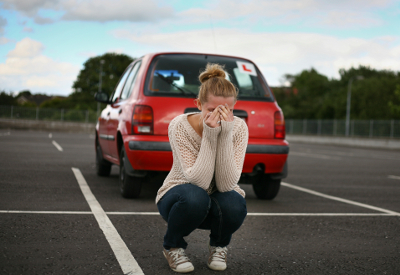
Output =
[
  {"x1": 318, "y1": 119, "x2": 321, "y2": 135},
  {"x1": 61, "y1": 109, "x2": 64, "y2": 121},
  {"x1": 390, "y1": 120, "x2": 394, "y2": 138},
  {"x1": 290, "y1": 120, "x2": 294, "y2": 134},
  {"x1": 85, "y1": 110, "x2": 89, "y2": 123},
  {"x1": 333, "y1": 119, "x2": 337, "y2": 136},
  {"x1": 351, "y1": 120, "x2": 354, "y2": 137},
  {"x1": 369, "y1": 120, "x2": 373, "y2": 138},
  {"x1": 11, "y1": 106, "x2": 13, "y2": 119},
  {"x1": 303, "y1": 119, "x2": 307, "y2": 135}
]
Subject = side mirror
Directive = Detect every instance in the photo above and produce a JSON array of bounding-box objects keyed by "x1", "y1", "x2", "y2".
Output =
[{"x1": 94, "y1": 92, "x2": 110, "y2": 103}]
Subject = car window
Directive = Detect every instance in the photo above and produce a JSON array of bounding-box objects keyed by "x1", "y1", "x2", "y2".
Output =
[
  {"x1": 111, "y1": 65, "x2": 133, "y2": 102},
  {"x1": 120, "y1": 61, "x2": 141, "y2": 101},
  {"x1": 144, "y1": 54, "x2": 274, "y2": 101}
]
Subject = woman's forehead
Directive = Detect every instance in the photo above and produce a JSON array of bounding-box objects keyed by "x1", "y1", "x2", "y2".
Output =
[{"x1": 205, "y1": 95, "x2": 235, "y2": 107}]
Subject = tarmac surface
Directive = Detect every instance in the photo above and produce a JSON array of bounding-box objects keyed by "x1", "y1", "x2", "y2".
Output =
[{"x1": 0, "y1": 129, "x2": 399, "y2": 275}]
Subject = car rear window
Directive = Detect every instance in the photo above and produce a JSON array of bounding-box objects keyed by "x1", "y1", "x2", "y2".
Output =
[{"x1": 144, "y1": 54, "x2": 274, "y2": 101}]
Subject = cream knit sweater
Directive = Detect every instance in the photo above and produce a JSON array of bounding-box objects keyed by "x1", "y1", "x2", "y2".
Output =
[{"x1": 155, "y1": 113, "x2": 249, "y2": 204}]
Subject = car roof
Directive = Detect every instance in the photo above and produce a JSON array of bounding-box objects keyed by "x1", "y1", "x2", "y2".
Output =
[{"x1": 140, "y1": 52, "x2": 256, "y2": 64}]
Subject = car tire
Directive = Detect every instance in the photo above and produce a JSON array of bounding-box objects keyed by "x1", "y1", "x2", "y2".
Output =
[
  {"x1": 96, "y1": 142, "x2": 112, "y2": 177},
  {"x1": 119, "y1": 146, "x2": 142, "y2": 198},
  {"x1": 252, "y1": 175, "x2": 281, "y2": 200}
]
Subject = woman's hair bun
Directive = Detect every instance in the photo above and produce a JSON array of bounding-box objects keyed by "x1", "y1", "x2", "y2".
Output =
[{"x1": 199, "y1": 63, "x2": 226, "y2": 83}]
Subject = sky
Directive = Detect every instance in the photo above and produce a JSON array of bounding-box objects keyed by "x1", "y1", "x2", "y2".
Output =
[{"x1": 0, "y1": 0, "x2": 400, "y2": 96}]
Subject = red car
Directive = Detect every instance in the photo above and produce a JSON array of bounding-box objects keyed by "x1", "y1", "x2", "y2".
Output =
[{"x1": 95, "y1": 52, "x2": 289, "y2": 200}]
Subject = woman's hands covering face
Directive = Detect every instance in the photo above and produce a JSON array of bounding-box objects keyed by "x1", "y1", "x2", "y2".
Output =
[
  {"x1": 218, "y1": 103, "x2": 234, "y2": 122},
  {"x1": 204, "y1": 104, "x2": 234, "y2": 128},
  {"x1": 204, "y1": 107, "x2": 221, "y2": 128}
]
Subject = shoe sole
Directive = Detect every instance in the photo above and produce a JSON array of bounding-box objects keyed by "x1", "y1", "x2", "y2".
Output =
[{"x1": 207, "y1": 262, "x2": 227, "y2": 271}]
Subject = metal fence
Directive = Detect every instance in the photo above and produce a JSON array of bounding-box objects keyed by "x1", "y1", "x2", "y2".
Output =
[
  {"x1": 0, "y1": 105, "x2": 98, "y2": 123},
  {"x1": 1, "y1": 106, "x2": 399, "y2": 139},
  {"x1": 286, "y1": 119, "x2": 400, "y2": 139}
]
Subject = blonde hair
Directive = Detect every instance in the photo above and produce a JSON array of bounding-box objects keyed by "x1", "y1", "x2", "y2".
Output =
[{"x1": 198, "y1": 63, "x2": 238, "y2": 104}]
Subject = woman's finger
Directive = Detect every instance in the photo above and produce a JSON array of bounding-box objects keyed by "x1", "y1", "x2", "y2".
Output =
[
  {"x1": 219, "y1": 108, "x2": 228, "y2": 120},
  {"x1": 223, "y1": 104, "x2": 231, "y2": 114},
  {"x1": 210, "y1": 107, "x2": 219, "y2": 121}
]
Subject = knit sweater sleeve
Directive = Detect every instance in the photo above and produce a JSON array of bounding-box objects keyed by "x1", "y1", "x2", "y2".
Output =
[
  {"x1": 169, "y1": 118, "x2": 221, "y2": 190},
  {"x1": 215, "y1": 118, "x2": 249, "y2": 192}
]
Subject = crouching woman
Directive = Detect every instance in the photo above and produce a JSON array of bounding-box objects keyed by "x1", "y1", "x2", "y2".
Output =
[{"x1": 156, "y1": 63, "x2": 248, "y2": 273}]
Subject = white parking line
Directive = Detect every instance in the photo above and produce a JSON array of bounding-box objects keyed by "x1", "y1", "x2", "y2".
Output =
[
  {"x1": 282, "y1": 182, "x2": 400, "y2": 215},
  {"x1": 52, "y1": 140, "x2": 63, "y2": 151},
  {"x1": 388, "y1": 175, "x2": 400, "y2": 180},
  {"x1": 0, "y1": 210, "x2": 92, "y2": 214},
  {"x1": 71, "y1": 168, "x2": 144, "y2": 275},
  {"x1": 1, "y1": 210, "x2": 398, "y2": 217},
  {"x1": 0, "y1": 131, "x2": 11, "y2": 136},
  {"x1": 49, "y1": 133, "x2": 52, "y2": 138}
]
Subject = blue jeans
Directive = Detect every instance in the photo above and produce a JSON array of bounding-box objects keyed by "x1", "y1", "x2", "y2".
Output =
[{"x1": 157, "y1": 184, "x2": 247, "y2": 250}]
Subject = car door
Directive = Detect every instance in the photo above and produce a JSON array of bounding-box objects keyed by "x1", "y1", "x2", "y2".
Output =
[
  {"x1": 101, "y1": 65, "x2": 133, "y2": 161},
  {"x1": 107, "y1": 61, "x2": 142, "y2": 159}
]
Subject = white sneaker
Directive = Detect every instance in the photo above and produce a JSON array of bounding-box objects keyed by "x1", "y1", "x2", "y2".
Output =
[
  {"x1": 163, "y1": 248, "x2": 194, "y2": 273},
  {"x1": 207, "y1": 243, "x2": 228, "y2": 271}
]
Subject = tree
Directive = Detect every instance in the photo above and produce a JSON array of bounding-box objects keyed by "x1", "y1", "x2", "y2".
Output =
[
  {"x1": 388, "y1": 84, "x2": 400, "y2": 118},
  {"x1": 40, "y1": 52, "x2": 135, "y2": 110},
  {"x1": 70, "y1": 53, "x2": 134, "y2": 110},
  {"x1": 275, "y1": 66, "x2": 400, "y2": 120},
  {"x1": 0, "y1": 91, "x2": 17, "y2": 105},
  {"x1": 279, "y1": 68, "x2": 332, "y2": 119},
  {"x1": 338, "y1": 66, "x2": 400, "y2": 119}
]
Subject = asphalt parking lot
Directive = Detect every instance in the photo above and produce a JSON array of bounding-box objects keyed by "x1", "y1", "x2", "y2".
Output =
[{"x1": 1, "y1": 129, "x2": 399, "y2": 275}]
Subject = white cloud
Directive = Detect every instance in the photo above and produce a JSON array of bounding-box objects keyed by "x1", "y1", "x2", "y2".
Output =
[
  {"x1": 1, "y1": 0, "x2": 395, "y2": 28},
  {"x1": 178, "y1": 0, "x2": 393, "y2": 28},
  {"x1": 0, "y1": 38, "x2": 79, "y2": 95},
  {"x1": 61, "y1": 0, "x2": 174, "y2": 22},
  {"x1": 1, "y1": 0, "x2": 174, "y2": 23},
  {"x1": 23, "y1": 26, "x2": 34, "y2": 32},
  {"x1": 112, "y1": 28, "x2": 400, "y2": 85},
  {"x1": 0, "y1": 0, "x2": 59, "y2": 15},
  {"x1": 7, "y1": 37, "x2": 44, "y2": 58},
  {"x1": 0, "y1": 15, "x2": 7, "y2": 35},
  {"x1": 0, "y1": 36, "x2": 12, "y2": 45}
]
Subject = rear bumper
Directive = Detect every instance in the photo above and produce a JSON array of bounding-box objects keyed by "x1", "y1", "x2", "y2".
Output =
[{"x1": 124, "y1": 135, "x2": 289, "y2": 174}]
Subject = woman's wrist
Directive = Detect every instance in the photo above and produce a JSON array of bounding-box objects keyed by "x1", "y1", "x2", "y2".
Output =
[
  {"x1": 220, "y1": 119, "x2": 234, "y2": 135},
  {"x1": 203, "y1": 119, "x2": 221, "y2": 138}
]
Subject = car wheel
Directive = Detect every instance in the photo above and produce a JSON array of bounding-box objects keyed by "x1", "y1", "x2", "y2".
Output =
[
  {"x1": 119, "y1": 146, "x2": 142, "y2": 198},
  {"x1": 96, "y1": 142, "x2": 112, "y2": 177},
  {"x1": 252, "y1": 175, "x2": 281, "y2": 200}
]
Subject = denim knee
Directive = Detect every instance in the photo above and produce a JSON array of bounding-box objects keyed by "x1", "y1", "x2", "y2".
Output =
[
  {"x1": 211, "y1": 190, "x2": 247, "y2": 227},
  {"x1": 158, "y1": 184, "x2": 211, "y2": 222}
]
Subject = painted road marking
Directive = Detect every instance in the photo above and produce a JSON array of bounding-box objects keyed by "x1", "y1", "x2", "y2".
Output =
[
  {"x1": 0, "y1": 210, "x2": 92, "y2": 214},
  {"x1": 71, "y1": 168, "x2": 144, "y2": 275},
  {"x1": 1, "y1": 210, "x2": 398, "y2": 217},
  {"x1": 49, "y1": 133, "x2": 52, "y2": 138},
  {"x1": 0, "y1": 131, "x2": 11, "y2": 136},
  {"x1": 282, "y1": 182, "x2": 400, "y2": 215},
  {"x1": 292, "y1": 149, "x2": 400, "y2": 162},
  {"x1": 388, "y1": 175, "x2": 400, "y2": 180},
  {"x1": 52, "y1": 140, "x2": 63, "y2": 151},
  {"x1": 290, "y1": 151, "x2": 341, "y2": 160}
]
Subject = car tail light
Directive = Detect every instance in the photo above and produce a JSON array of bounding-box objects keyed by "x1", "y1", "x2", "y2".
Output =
[
  {"x1": 132, "y1": 105, "x2": 153, "y2": 134},
  {"x1": 274, "y1": 111, "x2": 285, "y2": 139}
]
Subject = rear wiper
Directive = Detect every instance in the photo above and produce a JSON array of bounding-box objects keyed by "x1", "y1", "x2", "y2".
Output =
[{"x1": 155, "y1": 73, "x2": 197, "y2": 97}]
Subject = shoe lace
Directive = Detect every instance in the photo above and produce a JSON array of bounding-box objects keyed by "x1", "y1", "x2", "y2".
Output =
[
  {"x1": 210, "y1": 246, "x2": 227, "y2": 262},
  {"x1": 170, "y1": 248, "x2": 191, "y2": 265}
]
